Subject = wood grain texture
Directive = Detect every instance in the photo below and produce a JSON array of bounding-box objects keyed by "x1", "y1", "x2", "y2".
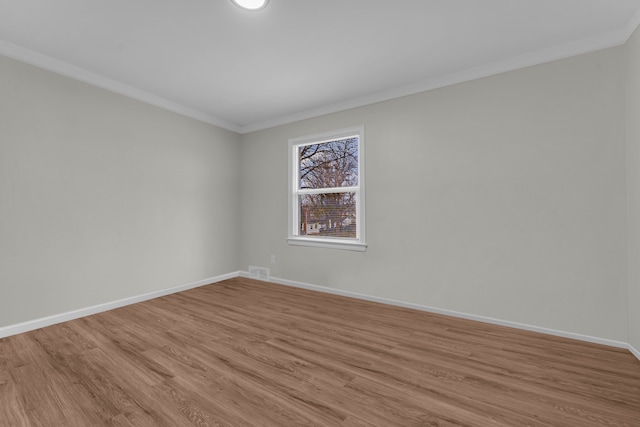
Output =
[{"x1": 1, "y1": 277, "x2": 639, "y2": 426}]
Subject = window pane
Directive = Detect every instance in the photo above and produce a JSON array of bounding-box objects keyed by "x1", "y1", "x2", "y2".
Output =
[
  {"x1": 299, "y1": 192, "x2": 356, "y2": 238},
  {"x1": 299, "y1": 137, "x2": 358, "y2": 189}
]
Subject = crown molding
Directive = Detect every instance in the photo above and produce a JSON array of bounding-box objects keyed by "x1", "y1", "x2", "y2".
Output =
[
  {"x1": 0, "y1": 40, "x2": 241, "y2": 133},
  {"x1": 239, "y1": 25, "x2": 632, "y2": 134},
  {"x1": 4, "y1": 6, "x2": 639, "y2": 138}
]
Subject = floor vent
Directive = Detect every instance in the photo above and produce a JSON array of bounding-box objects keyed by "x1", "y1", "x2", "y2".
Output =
[{"x1": 248, "y1": 266, "x2": 270, "y2": 281}]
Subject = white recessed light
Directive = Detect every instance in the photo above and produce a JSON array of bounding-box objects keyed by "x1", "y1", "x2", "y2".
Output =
[{"x1": 231, "y1": 0, "x2": 268, "y2": 11}]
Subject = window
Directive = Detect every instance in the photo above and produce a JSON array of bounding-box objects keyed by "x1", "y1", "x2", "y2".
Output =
[{"x1": 288, "y1": 126, "x2": 366, "y2": 251}]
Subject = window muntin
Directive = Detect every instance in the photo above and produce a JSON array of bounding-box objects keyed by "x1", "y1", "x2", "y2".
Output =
[
  {"x1": 299, "y1": 192, "x2": 356, "y2": 238},
  {"x1": 298, "y1": 137, "x2": 358, "y2": 189},
  {"x1": 288, "y1": 127, "x2": 365, "y2": 251}
]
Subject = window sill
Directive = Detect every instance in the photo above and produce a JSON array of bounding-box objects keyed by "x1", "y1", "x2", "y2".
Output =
[{"x1": 287, "y1": 237, "x2": 367, "y2": 252}]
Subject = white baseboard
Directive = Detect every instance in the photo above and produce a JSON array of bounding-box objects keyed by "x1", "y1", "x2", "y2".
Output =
[
  {"x1": 0, "y1": 271, "x2": 240, "y2": 339},
  {"x1": 5, "y1": 271, "x2": 638, "y2": 364},
  {"x1": 239, "y1": 271, "x2": 630, "y2": 351},
  {"x1": 629, "y1": 344, "x2": 640, "y2": 363}
]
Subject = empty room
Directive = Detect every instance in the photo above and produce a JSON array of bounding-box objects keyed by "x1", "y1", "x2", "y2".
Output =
[{"x1": 1, "y1": 0, "x2": 640, "y2": 425}]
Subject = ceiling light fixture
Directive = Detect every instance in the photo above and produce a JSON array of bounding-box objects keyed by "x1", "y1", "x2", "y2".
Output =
[{"x1": 231, "y1": 0, "x2": 268, "y2": 11}]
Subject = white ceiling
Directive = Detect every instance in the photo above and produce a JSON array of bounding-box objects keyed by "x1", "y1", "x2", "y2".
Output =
[{"x1": 1, "y1": 0, "x2": 640, "y2": 133}]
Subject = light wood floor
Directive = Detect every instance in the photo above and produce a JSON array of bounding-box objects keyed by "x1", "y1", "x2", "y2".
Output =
[{"x1": 1, "y1": 277, "x2": 639, "y2": 426}]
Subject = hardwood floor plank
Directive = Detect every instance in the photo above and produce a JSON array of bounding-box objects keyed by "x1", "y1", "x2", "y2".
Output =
[
  {"x1": 1, "y1": 277, "x2": 639, "y2": 426},
  {"x1": 0, "y1": 370, "x2": 30, "y2": 427}
]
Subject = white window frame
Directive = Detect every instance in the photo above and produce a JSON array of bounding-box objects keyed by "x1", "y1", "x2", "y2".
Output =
[{"x1": 288, "y1": 126, "x2": 366, "y2": 251}]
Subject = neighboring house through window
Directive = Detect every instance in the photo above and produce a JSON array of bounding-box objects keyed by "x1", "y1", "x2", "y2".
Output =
[{"x1": 288, "y1": 126, "x2": 366, "y2": 251}]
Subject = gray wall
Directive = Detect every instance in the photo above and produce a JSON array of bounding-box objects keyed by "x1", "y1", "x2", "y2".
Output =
[
  {"x1": 627, "y1": 26, "x2": 640, "y2": 352},
  {"x1": 0, "y1": 55, "x2": 241, "y2": 328},
  {"x1": 239, "y1": 47, "x2": 629, "y2": 342},
  {"x1": 2, "y1": 35, "x2": 637, "y2": 348}
]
